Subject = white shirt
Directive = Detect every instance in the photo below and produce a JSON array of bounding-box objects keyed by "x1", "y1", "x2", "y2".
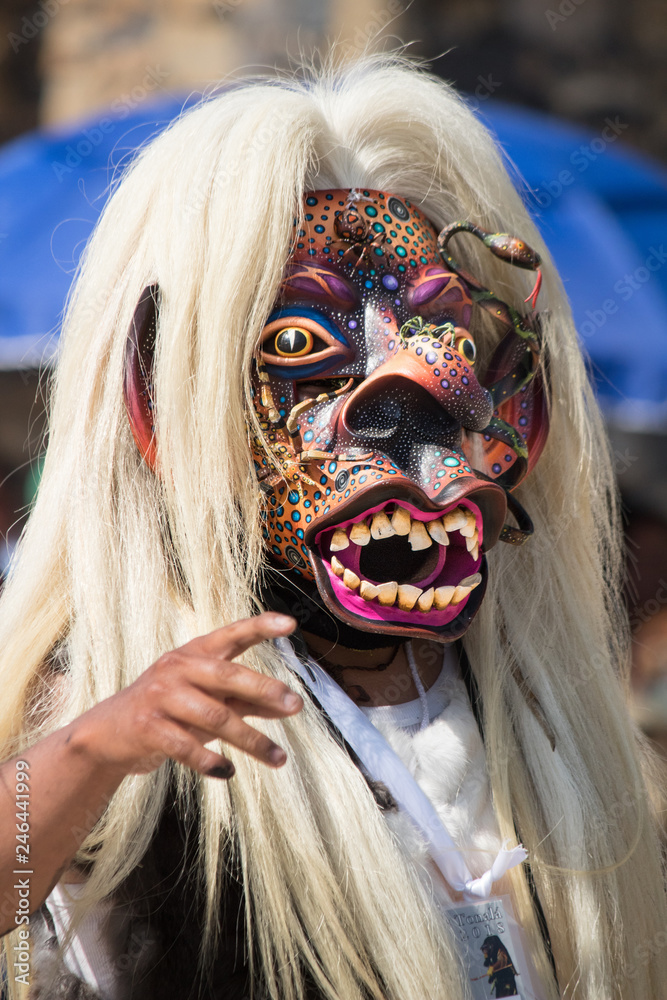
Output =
[{"x1": 360, "y1": 645, "x2": 503, "y2": 890}]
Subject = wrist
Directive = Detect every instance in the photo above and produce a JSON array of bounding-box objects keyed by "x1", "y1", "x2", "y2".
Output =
[{"x1": 63, "y1": 711, "x2": 130, "y2": 788}]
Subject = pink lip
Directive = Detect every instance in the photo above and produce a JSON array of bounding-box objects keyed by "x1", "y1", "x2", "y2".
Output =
[{"x1": 315, "y1": 499, "x2": 483, "y2": 626}]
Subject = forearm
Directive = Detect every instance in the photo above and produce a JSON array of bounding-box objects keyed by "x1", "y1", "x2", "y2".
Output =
[
  {"x1": 0, "y1": 613, "x2": 300, "y2": 938},
  {"x1": 0, "y1": 719, "x2": 124, "y2": 937}
]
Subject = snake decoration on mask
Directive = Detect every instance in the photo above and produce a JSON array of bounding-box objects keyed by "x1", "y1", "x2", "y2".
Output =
[{"x1": 124, "y1": 189, "x2": 549, "y2": 646}]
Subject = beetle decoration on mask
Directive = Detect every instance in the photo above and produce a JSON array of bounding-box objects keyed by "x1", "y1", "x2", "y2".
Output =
[{"x1": 124, "y1": 189, "x2": 549, "y2": 644}]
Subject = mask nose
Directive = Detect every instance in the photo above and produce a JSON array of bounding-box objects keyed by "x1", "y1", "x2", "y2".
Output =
[
  {"x1": 343, "y1": 375, "x2": 461, "y2": 451},
  {"x1": 339, "y1": 335, "x2": 493, "y2": 455}
]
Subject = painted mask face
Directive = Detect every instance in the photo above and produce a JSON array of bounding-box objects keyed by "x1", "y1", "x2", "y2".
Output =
[
  {"x1": 123, "y1": 190, "x2": 547, "y2": 642},
  {"x1": 249, "y1": 189, "x2": 549, "y2": 642}
]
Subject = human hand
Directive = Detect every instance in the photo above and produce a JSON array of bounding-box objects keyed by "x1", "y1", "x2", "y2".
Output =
[{"x1": 69, "y1": 612, "x2": 301, "y2": 780}]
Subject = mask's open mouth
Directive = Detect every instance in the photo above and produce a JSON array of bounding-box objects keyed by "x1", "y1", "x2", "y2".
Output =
[{"x1": 313, "y1": 498, "x2": 483, "y2": 627}]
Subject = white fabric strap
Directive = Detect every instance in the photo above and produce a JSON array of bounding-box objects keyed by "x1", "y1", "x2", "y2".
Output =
[
  {"x1": 278, "y1": 638, "x2": 527, "y2": 900},
  {"x1": 44, "y1": 883, "x2": 104, "y2": 992},
  {"x1": 406, "y1": 640, "x2": 431, "y2": 730}
]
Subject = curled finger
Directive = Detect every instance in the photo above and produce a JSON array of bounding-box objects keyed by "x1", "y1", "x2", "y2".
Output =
[
  {"x1": 189, "y1": 658, "x2": 303, "y2": 717},
  {"x1": 152, "y1": 717, "x2": 236, "y2": 779},
  {"x1": 160, "y1": 687, "x2": 288, "y2": 767}
]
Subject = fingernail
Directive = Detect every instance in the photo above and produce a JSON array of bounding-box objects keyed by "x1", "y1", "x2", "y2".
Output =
[
  {"x1": 268, "y1": 746, "x2": 287, "y2": 766},
  {"x1": 282, "y1": 692, "x2": 302, "y2": 711},
  {"x1": 207, "y1": 763, "x2": 235, "y2": 780},
  {"x1": 269, "y1": 614, "x2": 296, "y2": 632}
]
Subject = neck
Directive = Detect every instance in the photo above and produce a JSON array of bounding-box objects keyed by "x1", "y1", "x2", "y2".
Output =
[
  {"x1": 302, "y1": 632, "x2": 400, "y2": 669},
  {"x1": 302, "y1": 631, "x2": 444, "y2": 707}
]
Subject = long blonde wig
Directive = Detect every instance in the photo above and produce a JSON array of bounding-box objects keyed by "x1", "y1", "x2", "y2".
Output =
[{"x1": 1, "y1": 53, "x2": 666, "y2": 1000}]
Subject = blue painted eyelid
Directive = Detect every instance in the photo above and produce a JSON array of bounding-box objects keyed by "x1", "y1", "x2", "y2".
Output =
[
  {"x1": 262, "y1": 357, "x2": 348, "y2": 380},
  {"x1": 265, "y1": 306, "x2": 351, "y2": 347}
]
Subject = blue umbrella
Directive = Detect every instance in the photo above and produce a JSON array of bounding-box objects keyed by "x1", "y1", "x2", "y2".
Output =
[
  {"x1": 0, "y1": 95, "x2": 188, "y2": 367},
  {"x1": 480, "y1": 102, "x2": 667, "y2": 430},
  {"x1": 1, "y1": 95, "x2": 666, "y2": 427}
]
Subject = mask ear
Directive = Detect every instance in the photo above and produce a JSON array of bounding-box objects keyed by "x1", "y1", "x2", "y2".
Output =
[
  {"x1": 471, "y1": 324, "x2": 550, "y2": 491},
  {"x1": 437, "y1": 220, "x2": 550, "y2": 492},
  {"x1": 123, "y1": 284, "x2": 159, "y2": 472}
]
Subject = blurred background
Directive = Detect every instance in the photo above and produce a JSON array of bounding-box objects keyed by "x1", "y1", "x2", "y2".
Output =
[{"x1": 0, "y1": 0, "x2": 666, "y2": 743}]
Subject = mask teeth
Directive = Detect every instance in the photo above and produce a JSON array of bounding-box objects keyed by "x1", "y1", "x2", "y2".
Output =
[
  {"x1": 327, "y1": 504, "x2": 482, "y2": 612},
  {"x1": 328, "y1": 504, "x2": 480, "y2": 557},
  {"x1": 350, "y1": 574, "x2": 482, "y2": 612}
]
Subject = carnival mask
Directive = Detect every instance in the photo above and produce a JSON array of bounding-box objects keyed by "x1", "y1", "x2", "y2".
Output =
[{"x1": 124, "y1": 189, "x2": 548, "y2": 643}]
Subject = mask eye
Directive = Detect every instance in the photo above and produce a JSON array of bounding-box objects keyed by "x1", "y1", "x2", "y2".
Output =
[
  {"x1": 274, "y1": 327, "x2": 314, "y2": 357},
  {"x1": 455, "y1": 334, "x2": 477, "y2": 364},
  {"x1": 260, "y1": 309, "x2": 354, "y2": 378}
]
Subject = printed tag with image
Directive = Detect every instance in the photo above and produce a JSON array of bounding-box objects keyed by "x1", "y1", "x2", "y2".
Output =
[{"x1": 445, "y1": 896, "x2": 547, "y2": 1000}]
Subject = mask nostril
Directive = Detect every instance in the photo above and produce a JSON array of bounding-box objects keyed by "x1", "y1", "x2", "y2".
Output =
[
  {"x1": 345, "y1": 395, "x2": 402, "y2": 440},
  {"x1": 413, "y1": 408, "x2": 460, "y2": 442}
]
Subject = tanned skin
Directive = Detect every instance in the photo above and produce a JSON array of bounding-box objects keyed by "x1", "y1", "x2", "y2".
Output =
[
  {"x1": 303, "y1": 632, "x2": 444, "y2": 707},
  {"x1": 0, "y1": 612, "x2": 301, "y2": 936},
  {"x1": 0, "y1": 613, "x2": 443, "y2": 937}
]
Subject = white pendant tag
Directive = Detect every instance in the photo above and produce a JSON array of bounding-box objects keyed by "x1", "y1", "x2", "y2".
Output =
[{"x1": 445, "y1": 895, "x2": 548, "y2": 999}]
